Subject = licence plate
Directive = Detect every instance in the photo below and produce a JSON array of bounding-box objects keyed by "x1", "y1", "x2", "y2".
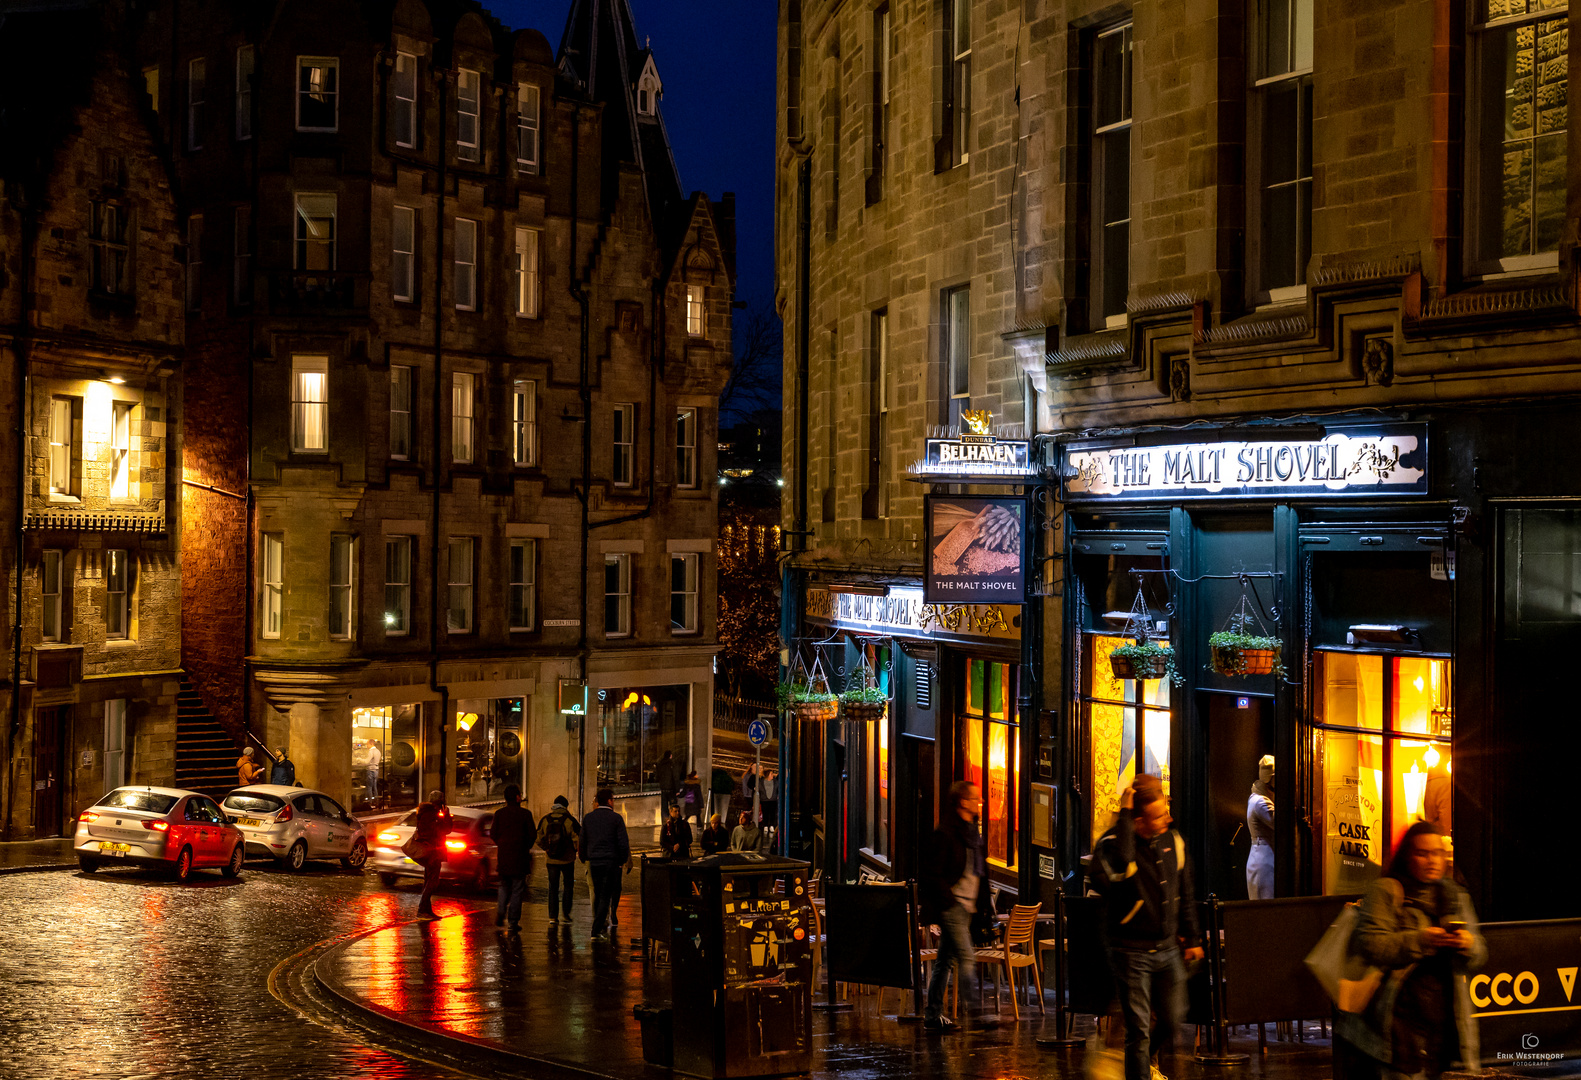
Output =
[
  {"x1": 99, "y1": 842, "x2": 130, "y2": 855},
  {"x1": 239, "y1": 817, "x2": 262, "y2": 827}
]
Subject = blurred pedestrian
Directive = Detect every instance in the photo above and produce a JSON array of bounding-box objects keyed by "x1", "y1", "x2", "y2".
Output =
[
  {"x1": 660, "y1": 803, "x2": 693, "y2": 860},
  {"x1": 536, "y1": 795, "x2": 581, "y2": 926},
  {"x1": 236, "y1": 747, "x2": 264, "y2": 787},
  {"x1": 366, "y1": 741, "x2": 383, "y2": 800},
  {"x1": 270, "y1": 746, "x2": 296, "y2": 787},
  {"x1": 490, "y1": 784, "x2": 536, "y2": 932},
  {"x1": 709, "y1": 764, "x2": 734, "y2": 826},
  {"x1": 411, "y1": 795, "x2": 452, "y2": 918},
  {"x1": 579, "y1": 788, "x2": 630, "y2": 941},
  {"x1": 920, "y1": 780, "x2": 990, "y2": 1032},
  {"x1": 679, "y1": 771, "x2": 705, "y2": 827},
  {"x1": 759, "y1": 769, "x2": 778, "y2": 830},
  {"x1": 738, "y1": 765, "x2": 758, "y2": 821},
  {"x1": 1092, "y1": 775, "x2": 1204, "y2": 1080},
  {"x1": 700, "y1": 813, "x2": 730, "y2": 856},
  {"x1": 730, "y1": 810, "x2": 764, "y2": 853},
  {"x1": 1333, "y1": 821, "x2": 1485, "y2": 1080},
  {"x1": 655, "y1": 750, "x2": 680, "y2": 816}
]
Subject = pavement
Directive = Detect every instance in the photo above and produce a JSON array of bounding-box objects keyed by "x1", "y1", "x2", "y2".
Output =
[{"x1": 0, "y1": 837, "x2": 76, "y2": 873}]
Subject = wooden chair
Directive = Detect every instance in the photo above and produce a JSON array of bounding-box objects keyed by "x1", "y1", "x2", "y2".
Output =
[
  {"x1": 916, "y1": 923, "x2": 958, "y2": 1018},
  {"x1": 975, "y1": 903, "x2": 1045, "y2": 1020}
]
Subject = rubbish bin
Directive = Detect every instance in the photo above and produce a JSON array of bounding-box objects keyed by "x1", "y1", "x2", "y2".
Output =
[
  {"x1": 634, "y1": 1004, "x2": 673, "y2": 1067},
  {"x1": 667, "y1": 854, "x2": 813, "y2": 1078}
]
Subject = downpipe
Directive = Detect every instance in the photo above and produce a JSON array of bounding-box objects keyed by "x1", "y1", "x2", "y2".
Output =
[{"x1": 428, "y1": 73, "x2": 450, "y2": 799}]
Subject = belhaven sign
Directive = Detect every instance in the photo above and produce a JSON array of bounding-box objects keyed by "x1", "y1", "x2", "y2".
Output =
[{"x1": 1062, "y1": 424, "x2": 1428, "y2": 501}]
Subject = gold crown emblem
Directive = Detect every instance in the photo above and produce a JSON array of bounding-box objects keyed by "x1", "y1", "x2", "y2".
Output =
[{"x1": 961, "y1": 410, "x2": 993, "y2": 436}]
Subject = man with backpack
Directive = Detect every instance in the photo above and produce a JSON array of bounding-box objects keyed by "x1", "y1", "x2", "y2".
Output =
[
  {"x1": 536, "y1": 794, "x2": 581, "y2": 926},
  {"x1": 1092, "y1": 775, "x2": 1206, "y2": 1080}
]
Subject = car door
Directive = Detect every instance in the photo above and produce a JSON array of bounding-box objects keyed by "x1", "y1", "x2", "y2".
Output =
[
  {"x1": 319, "y1": 795, "x2": 352, "y2": 856},
  {"x1": 292, "y1": 794, "x2": 325, "y2": 855},
  {"x1": 180, "y1": 797, "x2": 214, "y2": 864},
  {"x1": 197, "y1": 797, "x2": 234, "y2": 863}
]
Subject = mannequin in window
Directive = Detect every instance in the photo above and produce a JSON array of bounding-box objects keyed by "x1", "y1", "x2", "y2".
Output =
[{"x1": 1246, "y1": 755, "x2": 1275, "y2": 900}]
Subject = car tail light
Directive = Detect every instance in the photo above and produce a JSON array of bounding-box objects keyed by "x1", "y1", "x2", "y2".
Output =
[
  {"x1": 275, "y1": 803, "x2": 293, "y2": 822},
  {"x1": 143, "y1": 820, "x2": 169, "y2": 832},
  {"x1": 79, "y1": 812, "x2": 99, "y2": 824},
  {"x1": 444, "y1": 838, "x2": 466, "y2": 852},
  {"x1": 377, "y1": 831, "x2": 400, "y2": 844}
]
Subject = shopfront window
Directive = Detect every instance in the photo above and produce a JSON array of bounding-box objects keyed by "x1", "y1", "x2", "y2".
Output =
[
  {"x1": 597, "y1": 685, "x2": 690, "y2": 794},
  {"x1": 1082, "y1": 634, "x2": 1173, "y2": 848},
  {"x1": 862, "y1": 643, "x2": 892, "y2": 859},
  {"x1": 454, "y1": 698, "x2": 525, "y2": 801},
  {"x1": 352, "y1": 704, "x2": 422, "y2": 813},
  {"x1": 960, "y1": 657, "x2": 1018, "y2": 867},
  {"x1": 1315, "y1": 651, "x2": 1452, "y2": 894}
]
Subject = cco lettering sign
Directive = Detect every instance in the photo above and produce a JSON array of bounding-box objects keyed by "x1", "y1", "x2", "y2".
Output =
[
  {"x1": 1062, "y1": 424, "x2": 1429, "y2": 501},
  {"x1": 1474, "y1": 919, "x2": 1581, "y2": 1067}
]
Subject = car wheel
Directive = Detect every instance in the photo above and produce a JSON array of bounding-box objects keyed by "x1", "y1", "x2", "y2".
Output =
[
  {"x1": 378, "y1": 872, "x2": 399, "y2": 888},
  {"x1": 286, "y1": 840, "x2": 307, "y2": 871},
  {"x1": 78, "y1": 856, "x2": 99, "y2": 873},
  {"x1": 342, "y1": 839, "x2": 368, "y2": 871},
  {"x1": 472, "y1": 862, "x2": 490, "y2": 894},
  {"x1": 221, "y1": 844, "x2": 244, "y2": 878},
  {"x1": 173, "y1": 846, "x2": 194, "y2": 883}
]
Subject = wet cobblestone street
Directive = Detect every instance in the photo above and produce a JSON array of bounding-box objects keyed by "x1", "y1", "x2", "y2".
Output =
[{"x1": 0, "y1": 860, "x2": 491, "y2": 1079}]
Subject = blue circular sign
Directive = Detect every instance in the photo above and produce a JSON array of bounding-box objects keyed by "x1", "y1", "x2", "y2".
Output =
[{"x1": 747, "y1": 718, "x2": 771, "y2": 746}]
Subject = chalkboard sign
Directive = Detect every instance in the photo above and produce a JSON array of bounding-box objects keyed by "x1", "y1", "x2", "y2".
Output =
[
  {"x1": 823, "y1": 882, "x2": 918, "y2": 991},
  {"x1": 1219, "y1": 895, "x2": 1358, "y2": 1024}
]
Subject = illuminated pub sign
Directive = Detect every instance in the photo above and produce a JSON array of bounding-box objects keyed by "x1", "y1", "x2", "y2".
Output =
[
  {"x1": 1062, "y1": 424, "x2": 1429, "y2": 501},
  {"x1": 912, "y1": 410, "x2": 1037, "y2": 480}
]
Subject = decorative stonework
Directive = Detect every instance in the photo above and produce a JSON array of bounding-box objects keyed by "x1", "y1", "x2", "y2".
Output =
[
  {"x1": 1421, "y1": 283, "x2": 1573, "y2": 321},
  {"x1": 1362, "y1": 337, "x2": 1394, "y2": 386},
  {"x1": 1169, "y1": 358, "x2": 1191, "y2": 401},
  {"x1": 1311, "y1": 254, "x2": 1421, "y2": 287},
  {"x1": 1200, "y1": 312, "x2": 1311, "y2": 347}
]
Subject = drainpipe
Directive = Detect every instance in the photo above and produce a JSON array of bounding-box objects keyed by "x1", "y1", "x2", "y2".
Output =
[
  {"x1": 429, "y1": 72, "x2": 450, "y2": 801},
  {"x1": 5, "y1": 202, "x2": 36, "y2": 841},
  {"x1": 570, "y1": 105, "x2": 591, "y2": 820}
]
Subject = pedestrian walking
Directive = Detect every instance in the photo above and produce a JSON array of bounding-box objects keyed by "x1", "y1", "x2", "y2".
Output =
[
  {"x1": 1246, "y1": 755, "x2": 1275, "y2": 899},
  {"x1": 679, "y1": 771, "x2": 705, "y2": 827},
  {"x1": 1091, "y1": 775, "x2": 1205, "y2": 1080},
  {"x1": 1333, "y1": 821, "x2": 1485, "y2": 1080},
  {"x1": 410, "y1": 794, "x2": 452, "y2": 918},
  {"x1": 270, "y1": 746, "x2": 296, "y2": 786},
  {"x1": 759, "y1": 769, "x2": 778, "y2": 829},
  {"x1": 655, "y1": 750, "x2": 680, "y2": 816},
  {"x1": 490, "y1": 784, "x2": 536, "y2": 932},
  {"x1": 660, "y1": 803, "x2": 693, "y2": 859},
  {"x1": 578, "y1": 788, "x2": 631, "y2": 941},
  {"x1": 700, "y1": 813, "x2": 730, "y2": 855},
  {"x1": 236, "y1": 747, "x2": 264, "y2": 787},
  {"x1": 920, "y1": 780, "x2": 991, "y2": 1032},
  {"x1": 536, "y1": 795, "x2": 581, "y2": 926},
  {"x1": 366, "y1": 741, "x2": 383, "y2": 800},
  {"x1": 738, "y1": 765, "x2": 758, "y2": 821},
  {"x1": 729, "y1": 810, "x2": 764, "y2": 853},
  {"x1": 709, "y1": 764, "x2": 734, "y2": 826}
]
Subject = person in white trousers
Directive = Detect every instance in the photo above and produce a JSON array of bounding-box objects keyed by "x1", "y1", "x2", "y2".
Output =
[{"x1": 1246, "y1": 755, "x2": 1275, "y2": 899}]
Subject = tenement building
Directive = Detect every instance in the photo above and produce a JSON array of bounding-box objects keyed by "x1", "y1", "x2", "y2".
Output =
[
  {"x1": 0, "y1": 3, "x2": 187, "y2": 840},
  {"x1": 779, "y1": 0, "x2": 1578, "y2": 921},
  {"x1": 116, "y1": 0, "x2": 732, "y2": 827}
]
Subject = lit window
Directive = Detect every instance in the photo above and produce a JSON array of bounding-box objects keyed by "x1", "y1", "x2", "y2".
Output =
[
  {"x1": 48, "y1": 396, "x2": 79, "y2": 497},
  {"x1": 187, "y1": 57, "x2": 206, "y2": 150},
  {"x1": 329, "y1": 534, "x2": 355, "y2": 640},
  {"x1": 454, "y1": 218, "x2": 477, "y2": 310},
  {"x1": 456, "y1": 69, "x2": 480, "y2": 162},
  {"x1": 604, "y1": 553, "x2": 631, "y2": 636},
  {"x1": 392, "y1": 52, "x2": 417, "y2": 148},
  {"x1": 294, "y1": 193, "x2": 336, "y2": 271},
  {"x1": 89, "y1": 203, "x2": 131, "y2": 295},
  {"x1": 297, "y1": 56, "x2": 339, "y2": 131},
  {"x1": 670, "y1": 553, "x2": 698, "y2": 633},
  {"x1": 106, "y1": 549, "x2": 132, "y2": 640},
  {"x1": 41, "y1": 550, "x2": 64, "y2": 643},
  {"x1": 612, "y1": 403, "x2": 635, "y2": 486},
  {"x1": 235, "y1": 45, "x2": 254, "y2": 140},
  {"x1": 675, "y1": 408, "x2": 697, "y2": 488},
  {"x1": 111, "y1": 402, "x2": 132, "y2": 499},
  {"x1": 260, "y1": 534, "x2": 283, "y2": 639},
  {"x1": 384, "y1": 537, "x2": 412, "y2": 635},
  {"x1": 393, "y1": 206, "x2": 416, "y2": 302},
  {"x1": 447, "y1": 537, "x2": 474, "y2": 633},
  {"x1": 686, "y1": 286, "x2": 705, "y2": 336},
  {"x1": 291, "y1": 355, "x2": 329, "y2": 453},
  {"x1": 509, "y1": 538, "x2": 536, "y2": 631},
  {"x1": 517, "y1": 85, "x2": 540, "y2": 172},
  {"x1": 512, "y1": 379, "x2": 537, "y2": 466},
  {"x1": 514, "y1": 227, "x2": 540, "y2": 317},
  {"x1": 452, "y1": 372, "x2": 475, "y2": 463},
  {"x1": 390, "y1": 366, "x2": 412, "y2": 460}
]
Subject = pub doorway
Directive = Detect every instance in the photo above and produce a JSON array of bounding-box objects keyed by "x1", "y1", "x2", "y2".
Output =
[{"x1": 1203, "y1": 691, "x2": 1275, "y2": 901}]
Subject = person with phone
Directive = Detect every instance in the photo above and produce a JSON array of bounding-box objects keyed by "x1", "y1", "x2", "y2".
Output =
[{"x1": 1334, "y1": 821, "x2": 1486, "y2": 1080}]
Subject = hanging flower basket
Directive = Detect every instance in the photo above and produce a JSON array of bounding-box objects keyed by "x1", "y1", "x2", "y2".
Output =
[
  {"x1": 839, "y1": 688, "x2": 888, "y2": 724},
  {"x1": 1109, "y1": 641, "x2": 1176, "y2": 683},
  {"x1": 1210, "y1": 639, "x2": 1283, "y2": 678},
  {"x1": 790, "y1": 696, "x2": 839, "y2": 723}
]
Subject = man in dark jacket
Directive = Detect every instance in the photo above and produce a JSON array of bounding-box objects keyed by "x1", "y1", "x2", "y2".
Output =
[
  {"x1": 1092, "y1": 775, "x2": 1205, "y2": 1080},
  {"x1": 536, "y1": 795, "x2": 581, "y2": 925},
  {"x1": 578, "y1": 788, "x2": 631, "y2": 941},
  {"x1": 709, "y1": 764, "x2": 735, "y2": 826},
  {"x1": 919, "y1": 780, "x2": 991, "y2": 1032},
  {"x1": 660, "y1": 803, "x2": 692, "y2": 859},
  {"x1": 269, "y1": 747, "x2": 296, "y2": 786},
  {"x1": 655, "y1": 750, "x2": 680, "y2": 816},
  {"x1": 489, "y1": 784, "x2": 536, "y2": 932}
]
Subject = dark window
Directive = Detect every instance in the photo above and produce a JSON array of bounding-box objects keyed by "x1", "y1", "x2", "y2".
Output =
[
  {"x1": 1256, "y1": 0, "x2": 1313, "y2": 293},
  {"x1": 1092, "y1": 23, "x2": 1132, "y2": 325}
]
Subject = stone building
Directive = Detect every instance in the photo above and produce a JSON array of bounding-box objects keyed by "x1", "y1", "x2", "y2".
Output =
[
  {"x1": 779, "y1": 0, "x2": 1579, "y2": 921},
  {"x1": 0, "y1": 2, "x2": 187, "y2": 839},
  {"x1": 135, "y1": 0, "x2": 734, "y2": 825}
]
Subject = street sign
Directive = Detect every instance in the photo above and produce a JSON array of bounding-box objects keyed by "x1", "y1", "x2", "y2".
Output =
[{"x1": 747, "y1": 716, "x2": 772, "y2": 747}]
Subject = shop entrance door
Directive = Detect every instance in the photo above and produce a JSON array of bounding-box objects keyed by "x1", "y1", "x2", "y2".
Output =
[
  {"x1": 1202, "y1": 692, "x2": 1274, "y2": 901},
  {"x1": 33, "y1": 706, "x2": 66, "y2": 837}
]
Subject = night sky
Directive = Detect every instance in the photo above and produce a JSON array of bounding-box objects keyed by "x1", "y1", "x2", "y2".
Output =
[{"x1": 491, "y1": 0, "x2": 779, "y2": 309}]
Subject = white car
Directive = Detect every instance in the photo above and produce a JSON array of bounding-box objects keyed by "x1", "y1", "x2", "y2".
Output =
[
  {"x1": 220, "y1": 785, "x2": 368, "y2": 871},
  {"x1": 74, "y1": 786, "x2": 245, "y2": 882}
]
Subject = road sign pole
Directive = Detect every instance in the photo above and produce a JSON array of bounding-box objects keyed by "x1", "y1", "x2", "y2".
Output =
[{"x1": 753, "y1": 743, "x2": 762, "y2": 822}]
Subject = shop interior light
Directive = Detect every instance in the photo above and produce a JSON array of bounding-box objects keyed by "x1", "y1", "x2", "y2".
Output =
[
  {"x1": 456, "y1": 712, "x2": 477, "y2": 732},
  {"x1": 1347, "y1": 624, "x2": 1414, "y2": 644},
  {"x1": 1424, "y1": 744, "x2": 1441, "y2": 769},
  {"x1": 1403, "y1": 762, "x2": 1427, "y2": 819}
]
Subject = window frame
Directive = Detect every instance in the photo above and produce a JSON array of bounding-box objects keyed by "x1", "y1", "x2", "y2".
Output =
[
  {"x1": 296, "y1": 56, "x2": 340, "y2": 132},
  {"x1": 943, "y1": 286, "x2": 971, "y2": 422},
  {"x1": 89, "y1": 202, "x2": 131, "y2": 296},
  {"x1": 454, "y1": 217, "x2": 478, "y2": 311},
  {"x1": 512, "y1": 379, "x2": 537, "y2": 466},
  {"x1": 48, "y1": 396, "x2": 80, "y2": 498},
  {"x1": 291, "y1": 354, "x2": 330, "y2": 454},
  {"x1": 110, "y1": 401, "x2": 133, "y2": 499},
  {"x1": 514, "y1": 226, "x2": 540, "y2": 318},
  {"x1": 869, "y1": 4, "x2": 892, "y2": 201},
  {"x1": 329, "y1": 533, "x2": 355, "y2": 641},
  {"x1": 1250, "y1": 0, "x2": 1313, "y2": 300},
  {"x1": 675, "y1": 408, "x2": 698, "y2": 489},
  {"x1": 260, "y1": 533, "x2": 283, "y2": 639},
  {"x1": 447, "y1": 537, "x2": 475, "y2": 634},
  {"x1": 392, "y1": 206, "x2": 417, "y2": 303},
  {"x1": 1091, "y1": 21, "x2": 1134, "y2": 327},
  {"x1": 686, "y1": 285, "x2": 705, "y2": 337},
  {"x1": 456, "y1": 68, "x2": 481, "y2": 162},
  {"x1": 392, "y1": 51, "x2": 418, "y2": 149},
  {"x1": 235, "y1": 45, "x2": 254, "y2": 141},
  {"x1": 517, "y1": 84, "x2": 541, "y2": 173},
  {"x1": 384, "y1": 536, "x2": 412, "y2": 636},
  {"x1": 944, "y1": 0, "x2": 972, "y2": 168},
  {"x1": 41, "y1": 549, "x2": 64, "y2": 643},
  {"x1": 509, "y1": 538, "x2": 536, "y2": 632},
  {"x1": 866, "y1": 308, "x2": 888, "y2": 517},
  {"x1": 670, "y1": 552, "x2": 699, "y2": 634},
  {"x1": 187, "y1": 57, "x2": 206, "y2": 151},
  {"x1": 604, "y1": 552, "x2": 632, "y2": 638},
  {"x1": 451, "y1": 371, "x2": 476, "y2": 464},
  {"x1": 612, "y1": 402, "x2": 636, "y2": 487},
  {"x1": 293, "y1": 193, "x2": 337, "y2": 271},
  {"x1": 390, "y1": 365, "x2": 413, "y2": 461},
  {"x1": 104, "y1": 699, "x2": 127, "y2": 790},
  {"x1": 105, "y1": 549, "x2": 132, "y2": 641}
]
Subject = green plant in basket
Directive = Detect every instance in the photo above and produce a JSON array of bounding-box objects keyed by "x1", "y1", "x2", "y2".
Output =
[
  {"x1": 839, "y1": 683, "x2": 889, "y2": 704},
  {"x1": 1109, "y1": 640, "x2": 1178, "y2": 684},
  {"x1": 777, "y1": 682, "x2": 836, "y2": 709},
  {"x1": 1209, "y1": 612, "x2": 1286, "y2": 678}
]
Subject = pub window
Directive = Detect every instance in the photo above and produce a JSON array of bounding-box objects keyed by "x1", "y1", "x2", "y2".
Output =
[
  {"x1": 959, "y1": 657, "x2": 1021, "y2": 867},
  {"x1": 1081, "y1": 634, "x2": 1172, "y2": 848},
  {"x1": 862, "y1": 643, "x2": 893, "y2": 859},
  {"x1": 1314, "y1": 651, "x2": 1452, "y2": 895},
  {"x1": 1254, "y1": 0, "x2": 1313, "y2": 298},
  {"x1": 1091, "y1": 22, "x2": 1133, "y2": 327}
]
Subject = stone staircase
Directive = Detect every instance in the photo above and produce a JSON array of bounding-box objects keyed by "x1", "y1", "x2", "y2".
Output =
[{"x1": 174, "y1": 676, "x2": 242, "y2": 798}]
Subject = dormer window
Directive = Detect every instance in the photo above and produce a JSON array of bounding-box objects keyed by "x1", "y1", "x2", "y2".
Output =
[{"x1": 636, "y1": 56, "x2": 662, "y2": 118}]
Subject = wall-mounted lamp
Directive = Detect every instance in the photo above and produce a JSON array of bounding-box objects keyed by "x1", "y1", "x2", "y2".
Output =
[
  {"x1": 1347, "y1": 624, "x2": 1415, "y2": 644},
  {"x1": 103, "y1": 371, "x2": 127, "y2": 385},
  {"x1": 828, "y1": 582, "x2": 889, "y2": 597}
]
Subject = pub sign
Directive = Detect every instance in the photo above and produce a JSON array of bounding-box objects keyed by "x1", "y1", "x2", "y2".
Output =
[{"x1": 924, "y1": 495, "x2": 1028, "y2": 604}]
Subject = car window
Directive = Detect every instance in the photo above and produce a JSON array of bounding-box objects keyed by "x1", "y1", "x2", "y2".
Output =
[
  {"x1": 321, "y1": 796, "x2": 347, "y2": 820},
  {"x1": 292, "y1": 794, "x2": 320, "y2": 816},
  {"x1": 99, "y1": 789, "x2": 178, "y2": 815},
  {"x1": 222, "y1": 791, "x2": 285, "y2": 814},
  {"x1": 183, "y1": 798, "x2": 207, "y2": 821},
  {"x1": 198, "y1": 798, "x2": 226, "y2": 823}
]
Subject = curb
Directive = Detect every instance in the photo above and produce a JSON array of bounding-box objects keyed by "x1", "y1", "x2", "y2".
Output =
[
  {"x1": 310, "y1": 912, "x2": 636, "y2": 1080},
  {"x1": 0, "y1": 862, "x2": 77, "y2": 876}
]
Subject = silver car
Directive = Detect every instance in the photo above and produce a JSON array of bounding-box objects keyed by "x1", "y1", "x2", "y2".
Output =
[{"x1": 220, "y1": 785, "x2": 368, "y2": 871}]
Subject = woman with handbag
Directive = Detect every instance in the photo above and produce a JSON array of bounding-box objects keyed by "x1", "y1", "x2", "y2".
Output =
[
  {"x1": 1334, "y1": 821, "x2": 1486, "y2": 1080},
  {"x1": 407, "y1": 794, "x2": 450, "y2": 918}
]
